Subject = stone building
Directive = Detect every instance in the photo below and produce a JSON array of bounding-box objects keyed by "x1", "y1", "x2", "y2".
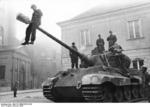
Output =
[
  {"x1": 25, "y1": 44, "x2": 59, "y2": 88},
  {"x1": 0, "y1": 46, "x2": 31, "y2": 91},
  {"x1": 0, "y1": 0, "x2": 32, "y2": 91},
  {"x1": 58, "y1": 2, "x2": 150, "y2": 72}
]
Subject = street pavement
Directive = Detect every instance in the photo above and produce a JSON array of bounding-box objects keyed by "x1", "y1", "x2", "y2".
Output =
[{"x1": 0, "y1": 90, "x2": 51, "y2": 103}]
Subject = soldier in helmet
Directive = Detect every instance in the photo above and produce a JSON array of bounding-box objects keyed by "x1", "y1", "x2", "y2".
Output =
[
  {"x1": 91, "y1": 34, "x2": 105, "y2": 55},
  {"x1": 107, "y1": 30, "x2": 117, "y2": 50},
  {"x1": 22, "y1": 4, "x2": 43, "y2": 45},
  {"x1": 13, "y1": 81, "x2": 19, "y2": 98},
  {"x1": 110, "y1": 43, "x2": 131, "y2": 74},
  {"x1": 96, "y1": 34, "x2": 105, "y2": 53},
  {"x1": 69, "y1": 42, "x2": 79, "y2": 69}
]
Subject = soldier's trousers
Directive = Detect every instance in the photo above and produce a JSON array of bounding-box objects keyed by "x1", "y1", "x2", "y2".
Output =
[
  {"x1": 25, "y1": 23, "x2": 36, "y2": 42},
  {"x1": 71, "y1": 59, "x2": 78, "y2": 69},
  {"x1": 14, "y1": 90, "x2": 17, "y2": 97}
]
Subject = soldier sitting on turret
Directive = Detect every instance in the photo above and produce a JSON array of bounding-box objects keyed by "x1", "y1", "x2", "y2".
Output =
[
  {"x1": 109, "y1": 43, "x2": 123, "y2": 54},
  {"x1": 109, "y1": 43, "x2": 131, "y2": 74}
]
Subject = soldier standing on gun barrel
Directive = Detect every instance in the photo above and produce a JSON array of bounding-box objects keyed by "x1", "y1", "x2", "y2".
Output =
[
  {"x1": 22, "y1": 4, "x2": 43, "y2": 45},
  {"x1": 70, "y1": 42, "x2": 79, "y2": 69},
  {"x1": 107, "y1": 30, "x2": 117, "y2": 50}
]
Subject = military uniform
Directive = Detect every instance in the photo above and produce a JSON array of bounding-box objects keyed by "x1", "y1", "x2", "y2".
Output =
[
  {"x1": 23, "y1": 9, "x2": 43, "y2": 44},
  {"x1": 96, "y1": 37, "x2": 105, "y2": 53},
  {"x1": 13, "y1": 82, "x2": 18, "y2": 97},
  {"x1": 110, "y1": 43, "x2": 130, "y2": 74},
  {"x1": 70, "y1": 45, "x2": 79, "y2": 69},
  {"x1": 91, "y1": 47, "x2": 104, "y2": 55},
  {"x1": 107, "y1": 34, "x2": 117, "y2": 49}
]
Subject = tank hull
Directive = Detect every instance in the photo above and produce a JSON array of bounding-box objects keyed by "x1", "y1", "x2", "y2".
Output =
[
  {"x1": 42, "y1": 66, "x2": 150, "y2": 102},
  {"x1": 43, "y1": 85, "x2": 84, "y2": 102},
  {"x1": 81, "y1": 71, "x2": 149, "y2": 102}
]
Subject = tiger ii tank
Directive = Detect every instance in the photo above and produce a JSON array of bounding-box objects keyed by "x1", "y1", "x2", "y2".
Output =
[{"x1": 41, "y1": 38, "x2": 149, "y2": 102}]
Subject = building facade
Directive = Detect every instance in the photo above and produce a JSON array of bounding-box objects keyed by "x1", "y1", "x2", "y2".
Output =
[
  {"x1": 58, "y1": 2, "x2": 150, "y2": 71},
  {"x1": 0, "y1": 0, "x2": 32, "y2": 91},
  {"x1": 26, "y1": 45, "x2": 59, "y2": 88},
  {"x1": 0, "y1": 47, "x2": 31, "y2": 91}
]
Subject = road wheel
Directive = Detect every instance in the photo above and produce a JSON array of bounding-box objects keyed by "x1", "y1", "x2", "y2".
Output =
[
  {"x1": 102, "y1": 88, "x2": 113, "y2": 102},
  {"x1": 132, "y1": 86, "x2": 139, "y2": 98},
  {"x1": 124, "y1": 87, "x2": 131, "y2": 101},
  {"x1": 114, "y1": 88, "x2": 124, "y2": 102},
  {"x1": 139, "y1": 86, "x2": 145, "y2": 98}
]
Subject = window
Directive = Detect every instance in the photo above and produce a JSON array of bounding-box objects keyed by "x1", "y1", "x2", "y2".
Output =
[
  {"x1": 128, "y1": 19, "x2": 142, "y2": 39},
  {"x1": 0, "y1": 65, "x2": 5, "y2": 79},
  {"x1": 80, "y1": 29, "x2": 91, "y2": 48}
]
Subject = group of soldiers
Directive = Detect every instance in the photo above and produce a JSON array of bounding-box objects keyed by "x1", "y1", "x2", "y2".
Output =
[
  {"x1": 69, "y1": 30, "x2": 118, "y2": 69},
  {"x1": 92, "y1": 30, "x2": 117, "y2": 55},
  {"x1": 19, "y1": 4, "x2": 118, "y2": 69},
  {"x1": 20, "y1": 4, "x2": 118, "y2": 70}
]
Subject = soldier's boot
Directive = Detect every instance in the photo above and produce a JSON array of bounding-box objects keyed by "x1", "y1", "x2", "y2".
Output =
[
  {"x1": 21, "y1": 41, "x2": 29, "y2": 45},
  {"x1": 29, "y1": 41, "x2": 34, "y2": 45}
]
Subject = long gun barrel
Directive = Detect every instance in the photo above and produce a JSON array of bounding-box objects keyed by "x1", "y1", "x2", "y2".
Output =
[{"x1": 16, "y1": 13, "x2": 94, "y2": 66}]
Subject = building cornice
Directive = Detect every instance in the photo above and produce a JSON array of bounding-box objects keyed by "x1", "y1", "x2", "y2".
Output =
[
  {"x1": 0, "y1": 47, "x2": 29, "y2": 59},
  {"x1": 57, "y1": 2, "x2": 150, "y2": 28},
  {"x1": 124, "y1": 46, "x2": 150, "y2": 52}
]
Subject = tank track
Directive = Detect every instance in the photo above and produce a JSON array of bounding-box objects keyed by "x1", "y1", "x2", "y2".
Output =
[
  {"x1": 82, "y1": 84, "x2": 148, "y2": 102},
  {"x1": 43, "y1": 84, "x2": 148, "y2": 102},
  {"x1": 43, "y1": 85, "x2": 56, "y2": 102},
  {"x1": 129, "y1": 98, "x2": 148, "y2": 102}
]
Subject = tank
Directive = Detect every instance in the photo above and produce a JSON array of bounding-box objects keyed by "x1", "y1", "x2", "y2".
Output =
[
  {"x1": 41, "y1": 37, "x2": 150, "y2": 102},
  {"x1": 41, "y1": 37, "x2": 149, "y2": 102},
  {"x1": 17, "y1": 14, "x2": 150, "y2": 102}
]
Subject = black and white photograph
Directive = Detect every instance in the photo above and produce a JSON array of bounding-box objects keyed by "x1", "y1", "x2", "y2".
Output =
[{"x1": 1, "y1": 0, "x2": 150, "y2": 105}]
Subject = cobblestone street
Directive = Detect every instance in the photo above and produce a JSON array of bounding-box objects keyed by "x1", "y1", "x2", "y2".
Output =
[{"x1": 0, "y1": 90, "x2": 51, "y2": 103}]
